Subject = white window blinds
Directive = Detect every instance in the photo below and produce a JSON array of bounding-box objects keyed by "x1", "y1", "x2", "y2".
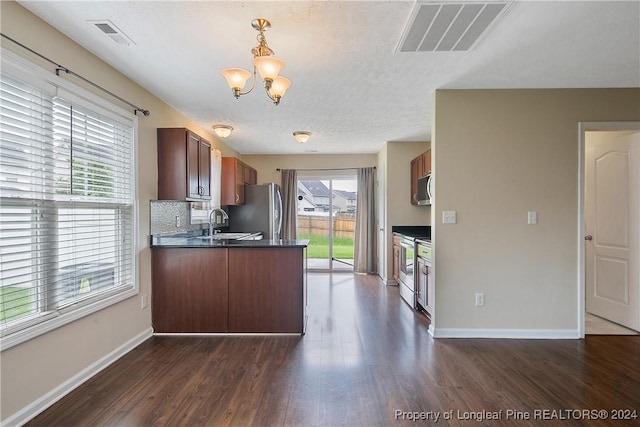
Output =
[{"x1": 0, "y1": 62, "x2": 135, "y2": 341}]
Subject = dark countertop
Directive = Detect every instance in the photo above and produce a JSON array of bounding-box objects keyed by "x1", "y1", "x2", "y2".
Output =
[
  {"x1": 151, "y1": 235, "x2": 309, "y2": 248},
  {"x1": 416, "y1": 238, "x2": 432, "y2": 245},
  {"x1": 392, "y1": 225, "x2": 431, "y2": 240}
]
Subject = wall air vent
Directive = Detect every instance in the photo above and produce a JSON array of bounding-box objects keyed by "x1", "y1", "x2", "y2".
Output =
[
  {"x1": 397, "y1": 2, "x2": 511, "y2": 52},
  {"x1": 88, "y1": 20, "x2": 136, "y2": 46}
]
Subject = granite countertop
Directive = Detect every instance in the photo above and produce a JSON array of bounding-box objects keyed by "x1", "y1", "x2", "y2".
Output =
[
  {"x1": 151, "y1": 235, "x2": 309, "y2": 248},
  {"x1": 392, "y1": 225, "x2": 431, "y2": 240}
]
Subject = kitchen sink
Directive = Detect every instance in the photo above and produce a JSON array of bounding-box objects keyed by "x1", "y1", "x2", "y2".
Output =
[{"x1": 195, "y1": 232, "x2": 263, "y2": 241}]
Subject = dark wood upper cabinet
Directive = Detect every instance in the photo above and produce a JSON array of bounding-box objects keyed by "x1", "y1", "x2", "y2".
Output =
[
  {"x1": 157, "y1": 128, "x2": 211, "y2": 201},
  {"x1": 422, "y1": 149, "x2": 431, "y2": 175},
  {"x1": 221, "y1": 157, "x2": 257, "y2": 206},
  {"x1": 410, "y1": 149, "x2": 431, "y2": 205}
]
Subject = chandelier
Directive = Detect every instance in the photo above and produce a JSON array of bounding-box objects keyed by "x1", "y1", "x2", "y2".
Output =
[{"x1": 221, "y1": 18, "x2": 291, "y2": 106}]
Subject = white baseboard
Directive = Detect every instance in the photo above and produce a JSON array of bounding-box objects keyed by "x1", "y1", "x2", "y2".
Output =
[
  {"x1": 3, "y1": 327, "x2": 153, "y2": 427},
  {"x1": 430, "y1": 328, "x2": 581, "y2": 339}
]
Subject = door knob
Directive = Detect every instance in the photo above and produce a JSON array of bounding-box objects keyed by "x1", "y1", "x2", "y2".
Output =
[{"x1": 585, "y1": 235, "x2": 593, "y2": 241}]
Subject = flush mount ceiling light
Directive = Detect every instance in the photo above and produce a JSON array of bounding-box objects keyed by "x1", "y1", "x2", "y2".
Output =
[
  {"x1": 212, "y1": 125, "x2": 233, "y2": 138},
  {"x1": 293, "y1": 131, "x2": 311, "y2": 144},
  {"x1": 221, "y1": 18, "x2": 292, "y2": 106}
]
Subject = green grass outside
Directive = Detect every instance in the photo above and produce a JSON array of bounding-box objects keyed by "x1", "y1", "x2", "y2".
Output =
[
  {"x1": 0, "y1": 286, "x2": 31, "y2": 322},
  {"x1": 299, "y1": 233, "x2": 354, "y2": 259}
]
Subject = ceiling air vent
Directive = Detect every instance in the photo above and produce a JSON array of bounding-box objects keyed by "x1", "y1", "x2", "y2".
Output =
[
  {"x1": 397, "y1": 2, "x2": 511, "y2": 52},
  {"x1": 88, "y1": 20, "x2": 136, "y2": 46}
]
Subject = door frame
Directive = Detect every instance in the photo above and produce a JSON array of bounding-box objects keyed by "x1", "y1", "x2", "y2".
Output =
[{"x1": 578, "y1": 121, "x2": 640, "y2": 338}]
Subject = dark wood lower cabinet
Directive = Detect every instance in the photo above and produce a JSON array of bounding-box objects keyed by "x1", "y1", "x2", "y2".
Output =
[
  {"x1": 151, "y1": 247, "x2": 306, "y2": 334},
  {"x1": 152, "y1": 248, "x2": 228, "y2": 333},
  {"x1": 228, "y1": 248, "x2": 304, "y2": 333}
]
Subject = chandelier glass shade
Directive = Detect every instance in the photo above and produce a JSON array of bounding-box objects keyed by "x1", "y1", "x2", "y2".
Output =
[{"x1": 221, "y1": 19, "x2": 291, "y2": 106}]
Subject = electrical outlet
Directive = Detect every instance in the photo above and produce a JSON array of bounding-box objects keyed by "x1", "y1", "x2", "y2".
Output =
[
  {"x1": 475, "y1": 293, "x2": 485, "y2": 307},
  {"x1": 527, "y1": 211, "x2": 537, "y2": 225},
  {"x1": 443, "y1": 210, "x2": 457, "y2": 224},
  {"x1": 175, "y1": 215, "x2": 181, "y2": 227},
  {"x1": 141, "y1": 294, "x2": 148, "y2": 309}
]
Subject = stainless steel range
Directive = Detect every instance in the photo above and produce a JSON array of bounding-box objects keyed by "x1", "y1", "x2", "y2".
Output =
[
  {"x1": 393, "y1": 226, "x2": 431, "y2": 309},
  {"x1": 398, "y1": 235, "x2": 416, "y2": 308}
]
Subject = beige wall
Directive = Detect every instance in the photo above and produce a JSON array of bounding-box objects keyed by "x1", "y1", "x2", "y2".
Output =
[
  {"x1": 433, "y1": 88, "x2": 640, "y2": 335},
  {"x1": 241, "y1": 154, "x2": 377, "y2": 185},
  {"x1": 377, "y1": 141, "x2": 432, "y2": 282},
  {"x1": 0, "y1": 2, "x2": 239, "y2": 421}
]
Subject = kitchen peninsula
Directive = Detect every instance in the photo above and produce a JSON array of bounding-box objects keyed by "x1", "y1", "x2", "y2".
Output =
[{"x1": 150, "y1": 236, "x2": 309, "y2": 335}]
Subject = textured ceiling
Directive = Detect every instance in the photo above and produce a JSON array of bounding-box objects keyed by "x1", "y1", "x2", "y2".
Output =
[{"x1": 16, "y1": 1, "x2": 640, "y2": 154}]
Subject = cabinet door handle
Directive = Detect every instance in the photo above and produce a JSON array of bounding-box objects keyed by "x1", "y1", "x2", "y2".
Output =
[{"x1": 236, "y1": 194, "x2": 240, "y2": 203}]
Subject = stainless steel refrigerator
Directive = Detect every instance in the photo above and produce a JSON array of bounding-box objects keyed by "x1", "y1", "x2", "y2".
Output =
[{"x1": 228, "y1": 183, "x2": 282, "y2": 240}]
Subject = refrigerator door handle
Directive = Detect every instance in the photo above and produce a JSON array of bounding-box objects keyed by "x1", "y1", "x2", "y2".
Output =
[{"x1": 277, "y1": 188, "x2": 283, "y2": 238}]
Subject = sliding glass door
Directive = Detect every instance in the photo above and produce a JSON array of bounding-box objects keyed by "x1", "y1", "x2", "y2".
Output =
[{"x1": 297, "y1": 175, "x2": 357, "y2": 271}]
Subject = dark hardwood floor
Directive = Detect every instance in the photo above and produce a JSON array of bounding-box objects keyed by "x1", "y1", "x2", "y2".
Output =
[{"x1": 27, "y1": 273, "x2": 640, "y2": 426}]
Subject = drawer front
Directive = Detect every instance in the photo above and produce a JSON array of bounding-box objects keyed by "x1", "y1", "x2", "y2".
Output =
[{"x1": 417, "y1": 244, "x2": 432, "y2": 260}]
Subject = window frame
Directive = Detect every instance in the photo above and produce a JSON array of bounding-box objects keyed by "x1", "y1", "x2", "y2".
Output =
[{"x1": 0, "y1": 49, "x2": 139, "y2": 351}]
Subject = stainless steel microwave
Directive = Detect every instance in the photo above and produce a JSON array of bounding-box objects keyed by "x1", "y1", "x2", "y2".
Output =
[{"x1": 417, "y1": 173, "x2": 432, "y2": 206}]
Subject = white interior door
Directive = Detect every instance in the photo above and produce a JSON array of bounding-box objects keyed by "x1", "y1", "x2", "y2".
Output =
[{"x1": 585, "y1": 131, "x2": 640, "y2": 331}]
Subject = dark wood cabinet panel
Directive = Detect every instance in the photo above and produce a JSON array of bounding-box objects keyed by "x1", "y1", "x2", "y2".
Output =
[
  {"x1": 410, "y1": 156, "x2": 420, "y2": 205},
  {"x1": 186, "y1": 132, "x2": 201, "y2": 199},
  {"x1": 152, "y1": 246, "x2": 306, "y2": 334},
  {"x1": 157, "y1": 128, "x2": 211, "y2": 201},
  {"x1": 221, "y1": 157, "x2": 243, "y2": 205},
  {"x1": 197, "y1": 134, "x2": 211, "y2": 198},
  {"x1": 152, "y1": 248, "x2": 228, "y2": 332},
  {"x1": 422, "y1": 149, "x2": 431, "y2": 175},
  {"x1": 221, "y1": 157, "x2": 257, "y2": 205},
  {"x1": 410, "y1": 149, "x2": 431, "y2": 206},
  {"x1": 228, "y1": 248, "x2": 304, "y2": 333},
  {"x1": 392, "y1": 235, "x2": 400, "y2": 283}
]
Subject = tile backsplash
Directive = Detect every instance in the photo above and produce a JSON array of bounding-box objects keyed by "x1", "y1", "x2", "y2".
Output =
[{"x1": 150, "y1": 200, "x2": 205, "y2": 235}]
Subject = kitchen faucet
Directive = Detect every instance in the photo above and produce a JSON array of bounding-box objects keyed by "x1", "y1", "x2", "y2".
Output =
[{"x1": 209, "y1": 208, "x2": 229, "y2": 237}]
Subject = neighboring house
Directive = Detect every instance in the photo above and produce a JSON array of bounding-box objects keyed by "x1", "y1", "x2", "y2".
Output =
[
  {"x1": 297, "y1": 193, "x2": 316, "y2": 212},
  {"x1": 297, "y1": 181, "x2": 355, "y2": 213},
  {"x1": 333, "y1": 190, "x2": 356, "y2": 213},
  {"x1": 297, "y1": 180, "x2": 331, "y2": 212}
]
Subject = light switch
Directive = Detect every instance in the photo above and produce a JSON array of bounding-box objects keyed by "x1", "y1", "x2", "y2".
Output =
[
  {"x1": 528, "y1": 211, "x2": 537, "y2": 225},
  {"x1": 443, "y1": 210, "x2": 457, "y2": 224}
]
